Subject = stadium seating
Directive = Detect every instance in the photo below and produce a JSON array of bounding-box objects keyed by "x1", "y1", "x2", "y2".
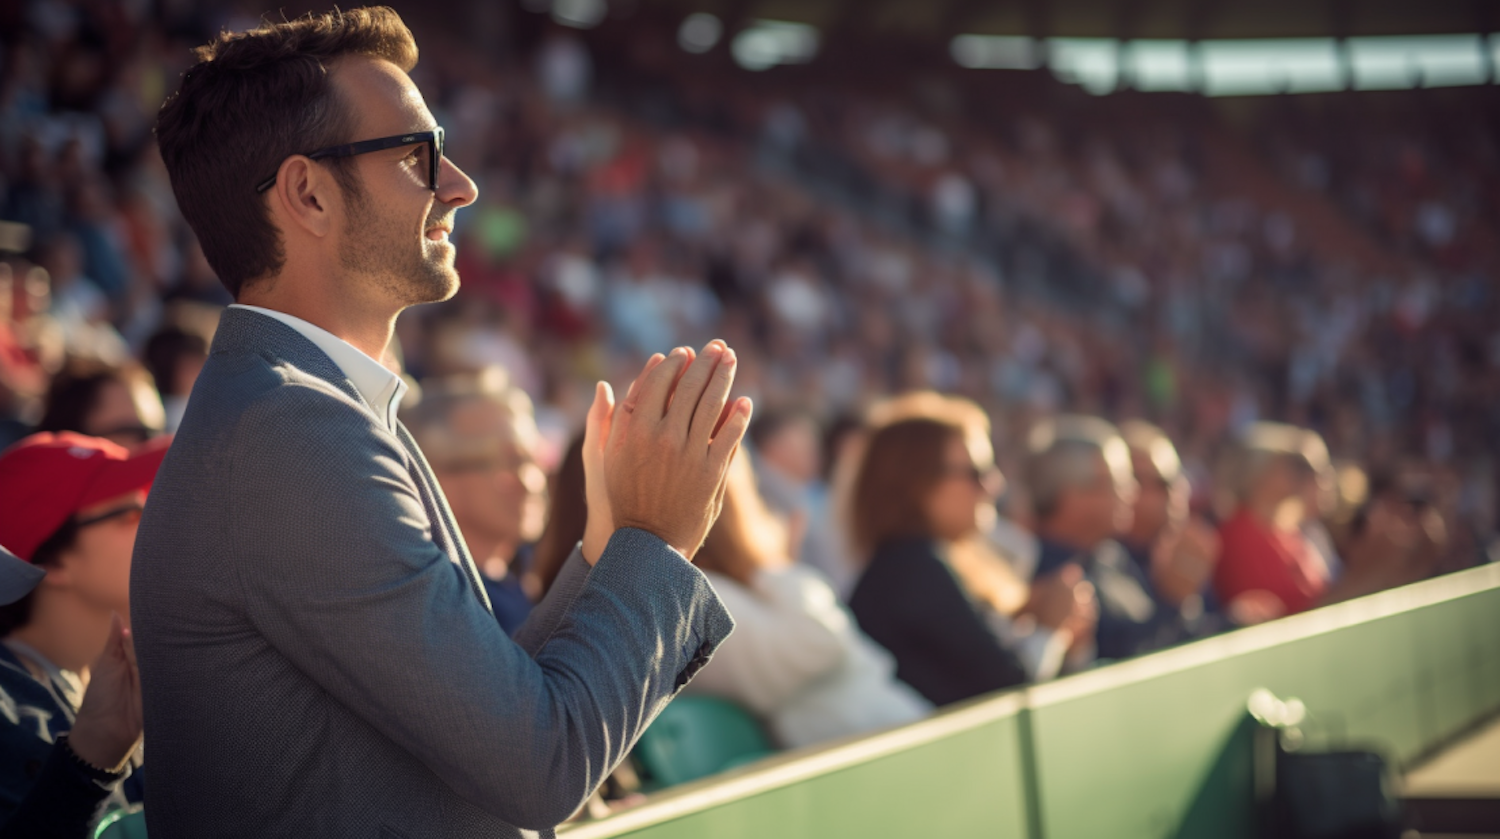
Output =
[
  {"x1": 633, "y1": 696, "x2": 776, "y2": 788},
  {"x1": 93, "y1": 808, "x2": 147, "y2": 839},
  {"x1": 560, "y1": 563, "x2": 1500, "y2": 839}
]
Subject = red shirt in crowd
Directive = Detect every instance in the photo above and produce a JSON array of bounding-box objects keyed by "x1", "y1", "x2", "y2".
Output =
[{"x1": 1213, "y1": 508, "x2": 1328, "y2": 616}]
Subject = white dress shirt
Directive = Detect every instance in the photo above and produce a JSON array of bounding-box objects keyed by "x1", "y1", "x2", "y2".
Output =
[{"x1": 228, "y1": 304, "x2": 407, "y2": 432}]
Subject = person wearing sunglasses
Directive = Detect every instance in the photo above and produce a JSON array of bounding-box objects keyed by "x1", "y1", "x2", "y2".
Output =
[
  {"x1": 847, "y1": 395, "x2": 1093, "y2": 707},
  {"x1": 0, "y1": 432, "x2": 169, "y2": 838},
  {"x1": 38, "y1": 360, "x2": 166, "y2": 449},
  {"x1": 138, "y1": 9, "x2": 745, "y2": 839}
]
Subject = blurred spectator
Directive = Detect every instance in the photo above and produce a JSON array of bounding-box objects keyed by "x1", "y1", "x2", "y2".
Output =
[
  {"x1": 795, "y1": 413, "x2": 865, "y2": 599},
  {"x1": 748, "y1": 407, "x2": 822, "y2": 518},
  {"x1": 35, "y1": 235, "x2": 128, "y2": 363},
  {"x1": 1214, "y1": 423, "x2": 1331, "y2": 621},
  {"x1": 1214, "y1": 423, "x2": 1414, "y2": 623},
  {"x1": 848, "y1": 396, "x2": 1087, "y2": 706},
  {"x1": 529, "y1": 433, "x2": 586, "y2": 601},
  {"x1": 141, "y1": 323, "x2": 208, "y2": 434},
  {"x1": 38, "y1": 359, "x2": 164, "y2": 447},
  {"x1": 1028, "y1": 416, "x2": 1191, "y2": 662},
  {"x1": 404, "y1": 368, "x2": 547, "y2": 635},
  {"x1": 684, "y1": 450, "x2": 930, "y2": 749},
  {"x1": 0, "y1": 432, "x2": 166, "y2": 836},
  {"x1": 1119, "y1": 420, "x2": 1221, "y2": 630}
]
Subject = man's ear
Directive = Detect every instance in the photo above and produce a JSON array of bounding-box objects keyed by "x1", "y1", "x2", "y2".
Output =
[{"x1": 269, "y1": 155, "x2": 335, "y2": 239}]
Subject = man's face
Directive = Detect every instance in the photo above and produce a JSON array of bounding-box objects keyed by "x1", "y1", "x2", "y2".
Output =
[
  {"x1": 432, "y1": 399, "x2": 548, "y2": 558},
  {"x1": 1060, "y1": 450, "x2": 1138, "y2": 549},
  {"x1": 329, "y1": 58, "x2": 477, "y2": 307}
]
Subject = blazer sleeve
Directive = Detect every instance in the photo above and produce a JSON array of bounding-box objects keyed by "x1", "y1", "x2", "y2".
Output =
[
  {"x1": 226, "y1": 387, "x2": 733, "y2": 831},
  {"x1": 683, "y1": 569, "x2": 845, "y2": 714}
]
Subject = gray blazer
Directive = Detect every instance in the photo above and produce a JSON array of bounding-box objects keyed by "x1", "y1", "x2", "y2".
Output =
[{"x1": 131, "y1": 307, "x2": 733, "y2": 838}]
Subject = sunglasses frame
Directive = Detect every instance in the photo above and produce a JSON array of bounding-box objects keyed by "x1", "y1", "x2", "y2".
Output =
[
  {"x1": 255, "y1": 127, "x2": 445, "y2": 194},
  {"x1": 73, "y1": 502, "x2": 146, "y2": 529}
]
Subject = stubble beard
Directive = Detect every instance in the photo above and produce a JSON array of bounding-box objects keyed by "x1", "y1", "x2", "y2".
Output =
[{"x1": 339, "y1": 186, "x2": 459, "y2": 308}]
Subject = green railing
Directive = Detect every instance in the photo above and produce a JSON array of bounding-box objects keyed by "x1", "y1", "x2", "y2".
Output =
[{"x1": 563, "y1": 563, "x2": 1500, "y2": 839}]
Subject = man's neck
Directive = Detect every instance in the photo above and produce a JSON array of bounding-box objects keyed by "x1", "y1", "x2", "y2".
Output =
[
  {"x1": 5, "y1": 594, "x2": 111, "y2": 674},
  {"x1": 239, "y1": 275, "x2": 398, "y2": 362}
]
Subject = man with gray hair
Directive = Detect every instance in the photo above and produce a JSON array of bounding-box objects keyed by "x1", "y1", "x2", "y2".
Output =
[
  {"x1": 1213, "y1": 422, "x2": 1359, "y2": 620},
  {"x1": 1027, "y1": 415, "x2": 1193, "y2": 661},
  {"x1": 1118, "y1": 421, "x2": 1221, "y2": 629},
  {"x1": 404, "y1": 368, "x2": 546, "y2": 634}
]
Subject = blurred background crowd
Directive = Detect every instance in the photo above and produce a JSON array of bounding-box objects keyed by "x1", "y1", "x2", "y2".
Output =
[{"x1": 1, "y1": 0, "x2": 1497, "y2": 816}]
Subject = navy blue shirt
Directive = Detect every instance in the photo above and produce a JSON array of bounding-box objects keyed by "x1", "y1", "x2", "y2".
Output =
[
  {"x1": 482, "y1": 545, "x2": 535, "y2": 637},
  {"x1": 0, "y1": 643, "x2": 144, "y2": 838},
  {"x1": 1034, "y1": 538, "x2": 1192, "y2": 662}
]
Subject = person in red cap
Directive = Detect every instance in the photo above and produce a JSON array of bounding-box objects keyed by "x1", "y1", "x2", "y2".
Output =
[{"x1": 0, "y1": 432, "x2": 168, "y2": 838}]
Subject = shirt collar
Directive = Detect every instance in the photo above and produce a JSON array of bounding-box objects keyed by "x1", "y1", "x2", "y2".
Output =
[{"x1": 229, "y1": 304, "x2": 408, "y2": 431}]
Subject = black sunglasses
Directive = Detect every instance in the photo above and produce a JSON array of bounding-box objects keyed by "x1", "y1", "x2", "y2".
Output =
[
  {"x1": 74, "y1": 502, "x2": 146, "y2": 529},
  {"x1": 255, "y1": 127, "x2": 445, "y2": 194}
]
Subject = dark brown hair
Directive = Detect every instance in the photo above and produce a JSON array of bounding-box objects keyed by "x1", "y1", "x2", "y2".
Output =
[
  {"x1": 528, "y1": 435, "x2": 586, "y2": 599},
  {"x1": 694, "y1": 451, "x2": 786, "y2": 589},
  {"x1": 850, "y1": 417, "x2": 963, "y2": 556},
  {"x1": 154, "y1": 7, "x2": 418, "y2": 297},
  {"x1": 38, "y1": 359, "x2": 159, "y2": 438}
]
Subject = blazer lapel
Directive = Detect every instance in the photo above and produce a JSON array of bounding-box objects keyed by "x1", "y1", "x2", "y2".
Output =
[
  {"x1": 395, "y1": 422, "x2": 494, "y2": 614},
  {"x1": 210, "y1": 307, "x2": 495, "y2": 614}
]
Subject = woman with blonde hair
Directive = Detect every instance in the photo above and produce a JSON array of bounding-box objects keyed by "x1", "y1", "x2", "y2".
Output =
[
  {"x1": 682, "y1": 449, "x2": 932, "y2": 749},
  {"x1": 847, "y1": 395, "x2": 1091, "y2": 707}
]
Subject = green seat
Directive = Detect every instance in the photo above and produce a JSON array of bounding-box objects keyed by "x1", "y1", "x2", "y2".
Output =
[
  {"x1": 634, "y1": 696, "x2": 775, "y2": 788},
  {"x1": 94, "y1": 807, "x2": 147, "y2": 839}
]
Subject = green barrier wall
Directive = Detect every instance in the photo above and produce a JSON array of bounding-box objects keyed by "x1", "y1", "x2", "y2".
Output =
[
  {"x1": 563, "y1": 694, "x2": 1034, "y2": 839},
  {"x1": 565, "y1": 564, "x2": 1500, "y2": 839}
]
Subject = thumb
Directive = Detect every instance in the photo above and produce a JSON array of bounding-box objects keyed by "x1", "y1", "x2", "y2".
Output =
[
  {"x1": 94, "y1": 613, "x2": 126, "y2": 671},
  {"x1": 585, "y1": 381, "x2": 615, "y2": 454}
]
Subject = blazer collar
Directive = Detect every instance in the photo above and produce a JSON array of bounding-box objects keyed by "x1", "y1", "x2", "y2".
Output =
[{"x1": 210, "y1": 305, "x2": 367, "y2": 412}]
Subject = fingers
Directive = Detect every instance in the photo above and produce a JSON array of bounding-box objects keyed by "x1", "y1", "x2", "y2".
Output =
[
  {"x1": 623, "y1": 354, "x2": 666, "y2": 406},
  {"x1": 627, "y1": 347, "x2": 691, "y2": 425},
  {"x1": 662, "y1": 346, "x2": 698, "y2": 412},
  {"x1": 585, "y1": 380, "x2": 615, "y2": 456},
  {"x1": 664, "y1": 341, "x2": 725, "y2": 440},
  {"x1": 707, "y1": 396, "x2": 753, "y2": 465},
  {"x1": 687, "y1": 345, "x2": 735, "y2": 447}
]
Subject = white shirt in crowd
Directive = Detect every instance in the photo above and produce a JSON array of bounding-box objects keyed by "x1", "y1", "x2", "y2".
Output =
[{"x1": 684, "y1": 563, "x2": 932, "y2": 750}]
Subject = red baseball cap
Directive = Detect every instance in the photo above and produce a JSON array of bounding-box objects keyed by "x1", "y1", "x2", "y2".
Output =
[{"x1": 0, "y1": 432, "x2": 170, "y2": 562}]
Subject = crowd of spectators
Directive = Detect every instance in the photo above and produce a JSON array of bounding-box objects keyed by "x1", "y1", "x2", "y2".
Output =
[{"x1": 0, "y1": 0, "x2": 1496, "y2": 831}]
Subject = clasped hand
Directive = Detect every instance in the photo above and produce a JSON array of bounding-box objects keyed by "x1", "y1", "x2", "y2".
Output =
[{"x1": 580, "y1": 341, "x2": 752, "y2": 563}]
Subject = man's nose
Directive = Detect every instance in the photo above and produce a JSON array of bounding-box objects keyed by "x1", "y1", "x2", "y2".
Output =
[{"x1": 436, "y1": 156, "x2": 478, "y2": 209}]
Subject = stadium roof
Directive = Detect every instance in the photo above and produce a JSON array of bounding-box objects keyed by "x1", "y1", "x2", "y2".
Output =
[{"x1": 637, "y1": 0, "x2": 1498, "y2": 41}]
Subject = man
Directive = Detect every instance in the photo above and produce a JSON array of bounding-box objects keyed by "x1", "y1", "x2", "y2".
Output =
[
  {"x1": 1214, "y1": 423, "x2": 1398, "y2": 621},
  {"x1": 1118, "y1": 421, "x2": 1221, "y2": 627},
  {"x1": 0, "y1": 432, "x2": 164, "y2": 837},
  {"x1": 404, "y1": 368, "x2": 547, "y2": 634},
  {"x1": 1026, "y1": 415, "x2": 1191, "y2": 662},
  {"x1": 133, "y1": 9, "x2": 750, "y2": 838}
]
